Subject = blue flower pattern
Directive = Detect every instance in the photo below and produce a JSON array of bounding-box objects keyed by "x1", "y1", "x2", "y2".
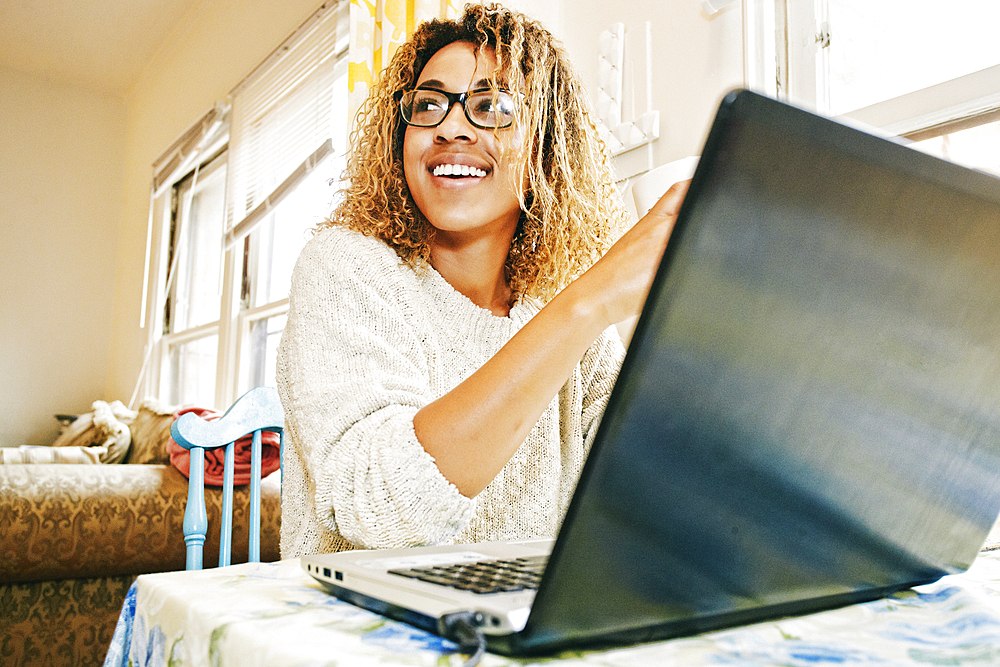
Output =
[
  {"x1": 360, "y1": 622, "x2": 458, "y2": 654},
  {"x1": 130, "y1": 613, "x2": 168, "y2": 667},
  {"x1": 102, "y1": 583, "x2": 138, "y2": 667}
]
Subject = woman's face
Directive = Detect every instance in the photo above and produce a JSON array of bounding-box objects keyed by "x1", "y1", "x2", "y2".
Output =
[{"x1": 403, "y1": 41, "x2": 525, "y2": 249}]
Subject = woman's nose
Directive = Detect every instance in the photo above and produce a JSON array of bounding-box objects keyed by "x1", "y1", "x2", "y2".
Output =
[{"x1": 435, "y1": 101, "x2": 476, "y2": 142}]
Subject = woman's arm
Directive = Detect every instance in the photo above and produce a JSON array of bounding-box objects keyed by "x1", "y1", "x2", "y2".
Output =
[{"x1": 414, "y1": 181, "x2": 689, "y2": 497}]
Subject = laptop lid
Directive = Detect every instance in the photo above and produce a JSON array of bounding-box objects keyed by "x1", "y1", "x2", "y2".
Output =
[{"x1": 499, "y1": 89, "x2": 1000, "y2": 654}]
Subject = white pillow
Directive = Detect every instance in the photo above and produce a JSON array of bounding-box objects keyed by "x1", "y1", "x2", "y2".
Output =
[
  {"x1": 0, "y1": 445, "x2": 107, "y2": 464},
  {"x1": 51, "y1": 400, "x2": 136, "y2": 463}
]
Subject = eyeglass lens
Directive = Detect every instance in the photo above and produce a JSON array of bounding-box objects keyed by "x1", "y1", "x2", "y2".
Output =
[{"x1": 402, "y1": 89, "x2": 515, "y2": 129}]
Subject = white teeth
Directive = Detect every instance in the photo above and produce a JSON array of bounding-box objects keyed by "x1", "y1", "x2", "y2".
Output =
[{"x1": 433, "y1": 163, "x2": 487, "y2": 178}]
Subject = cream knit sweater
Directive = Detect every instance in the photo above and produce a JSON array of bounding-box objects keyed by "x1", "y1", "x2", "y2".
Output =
[{"x1": 276, "y1": 226, "x2": 624, "y2": 558}]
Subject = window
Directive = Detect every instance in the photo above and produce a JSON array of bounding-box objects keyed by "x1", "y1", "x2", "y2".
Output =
[
  {"x1": 783, "y1": 0, "x2": 1000, "y2": 117},
  {"x1": 909, "y1": 117, "x2": 1000, "y2": 177},
  {"x1": 138, "y1": 1, "x2": 349, "y2": 410},
  {"x1": 161, "y1": 149, "x2": 228, "y2": 407},
  {"x1": 747, "y1": 0, "x2": 1000, "y2": 175},
  {"x1": 234, "y1": 148, "x2": 344, "y2": 395}
]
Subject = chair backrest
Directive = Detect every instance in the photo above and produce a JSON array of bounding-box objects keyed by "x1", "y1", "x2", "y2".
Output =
[{"x1": 170, "y1": 386, "x2": 284, "y2": 570}]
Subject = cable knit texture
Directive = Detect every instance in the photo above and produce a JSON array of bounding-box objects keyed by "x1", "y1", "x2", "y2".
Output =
[{"x1": 277, "y1": 226, "x2": 624, "y2": 557}]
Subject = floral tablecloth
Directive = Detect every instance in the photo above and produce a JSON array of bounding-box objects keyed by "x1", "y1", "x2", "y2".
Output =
[{"x1": 104, "y1": 549, "x2": 1000, "y2": 667}]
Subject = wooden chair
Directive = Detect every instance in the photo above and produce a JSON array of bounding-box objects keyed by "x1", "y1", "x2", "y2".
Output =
[{"x1": 170, "y1": 386, "x2": 284, "y2": 570}]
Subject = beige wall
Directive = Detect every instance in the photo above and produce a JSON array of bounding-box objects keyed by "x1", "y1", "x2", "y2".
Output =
[
  {"x1": 0, "y1": 67, "x2": 126, "y2": 446},
  {"x1": 2, "y1": 0, "x2": 744, "y2": 446}
]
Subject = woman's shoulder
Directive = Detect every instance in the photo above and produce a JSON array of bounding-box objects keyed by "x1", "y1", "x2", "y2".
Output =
[
  {"x1": 296, "y1": 225, "x2": 405, "y2": 280},
  {"x1": 286, "y1": 226, "x2": 424, "y2": 332}
]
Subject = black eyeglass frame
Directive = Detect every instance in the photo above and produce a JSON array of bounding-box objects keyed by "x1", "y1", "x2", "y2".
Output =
[{"x1": 394, "y1": 88, "x2": 518, "y2": 130}]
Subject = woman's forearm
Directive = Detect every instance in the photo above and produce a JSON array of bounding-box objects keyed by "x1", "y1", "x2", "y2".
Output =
[{"x1": 412, "y1": 277, "x2": 610, "y2": 497}]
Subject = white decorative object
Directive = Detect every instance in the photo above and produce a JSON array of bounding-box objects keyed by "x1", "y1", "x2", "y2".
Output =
[
  {"x1": 595, "y1": 23, "x2": 659, "y2": 157},
  {"x1": 630, "y1": 156, "x2": 700, "y2": 217},
  {"x1": 701, "y1": 0, "x2": 739, "y2": 16}
]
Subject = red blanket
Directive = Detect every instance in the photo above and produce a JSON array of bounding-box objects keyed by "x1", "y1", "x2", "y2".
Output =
[{"x1": 168, "y1": 406, "x2": 281, "y2": 486}]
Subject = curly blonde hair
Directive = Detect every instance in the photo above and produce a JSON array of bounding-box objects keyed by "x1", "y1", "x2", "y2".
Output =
[{"x1": 321, "y1": 3, "x2": 628, "y2": 302}]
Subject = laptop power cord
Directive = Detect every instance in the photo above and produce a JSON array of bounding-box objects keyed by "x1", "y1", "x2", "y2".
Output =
[{"x1": 442, "y1": 612, "x2": 486, "y2": 667}]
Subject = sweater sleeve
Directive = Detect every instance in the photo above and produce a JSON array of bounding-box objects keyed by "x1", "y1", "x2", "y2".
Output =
[
  {"x1": 579, "y1": 326, "x2": 627, "y2": 449},
  {"x1": 276, "y1": 230, "x2": 474, "y2": 550}
]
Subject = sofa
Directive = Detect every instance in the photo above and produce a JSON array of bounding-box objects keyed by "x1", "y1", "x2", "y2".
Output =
[{"x1": 0, "y1": 400, "x2": 281, "y2": 667}]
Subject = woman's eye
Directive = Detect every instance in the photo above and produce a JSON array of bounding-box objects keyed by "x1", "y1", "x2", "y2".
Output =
[
  {"x1": 471, "y1": 94, "x2": 514, "y2": 124},
  {"x1": 473, "y1": 98, "x2": 497, "y2": 115},
  {"x1": 414, "y1": 96, "x2": 444, "y2": 113}
]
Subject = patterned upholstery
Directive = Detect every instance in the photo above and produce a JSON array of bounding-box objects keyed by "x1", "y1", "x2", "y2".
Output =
[
  {"x1": 0, "y1": 463, "x2": 281, "y2": 666},
  {"x1": 1, "y1": 574, "x2": 134, "y2": 667}
]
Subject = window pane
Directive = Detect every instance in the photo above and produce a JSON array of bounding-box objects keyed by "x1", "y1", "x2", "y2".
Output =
[
  {"x1": 168, "y1": 334, "x2": 218, "y2": 407},
  {"x1": 250, "y1": 152, "x2": 344, "y2": 308},
  {"x1": 827, "y1": 0, "x2": 1000, "y2": 114},
  {"x1": 241, "y1": 314, "x2": 287, "y2": 393},
  {"x1": 170, "y1": 156, "x2": 227, "y2": 331},
  {"x1": 910, "y1": 119, "x2": 1000, "y2": 177}
]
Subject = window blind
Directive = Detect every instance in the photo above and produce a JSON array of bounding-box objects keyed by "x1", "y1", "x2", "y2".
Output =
[
  {"x1": 143, "y1": 102, "x2": 229, "y2": 327},
  {"x1": 224, "y1": 0, "x2": 349, "y2": 248},
  {"x1": 151, "y1": 102, "x2": 229, "y2": 198}
]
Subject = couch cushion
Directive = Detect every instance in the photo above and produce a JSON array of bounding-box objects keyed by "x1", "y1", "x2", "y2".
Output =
[
  {"x1": 0, "y1": 573, "x2": 135, "y2": 667},
  {"x1": 0, "y1": 464, "x2": 281, "y2": 584}
]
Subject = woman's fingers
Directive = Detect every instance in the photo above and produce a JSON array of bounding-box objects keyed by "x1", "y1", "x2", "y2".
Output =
[
  {"x1": 580, "y1": 179, "x2": 691, "y2": 326},
  {"x1": 645, "y1": 179, "x2": 690, "y2": 220}
]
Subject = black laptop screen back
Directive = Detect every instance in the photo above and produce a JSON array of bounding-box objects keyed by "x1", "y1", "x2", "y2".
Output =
[{"x1": 513, "y1": 90, "x2": 1000, "y2": 654}]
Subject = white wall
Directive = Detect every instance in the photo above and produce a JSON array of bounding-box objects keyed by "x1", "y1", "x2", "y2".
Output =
[
  {"x1": 558, "y1": 0, "x2": 745, "y2": 173},
  {"x1": 503, "y1": 0, "x2": 563, "y2": 36},
  {"x1": 548, "y1": 0, "x2": 743, "y2": 342},
  {"x1": 489, "y1": 1, "x2": 744, "y2": 200},
  {"x1": 0, "y1": 67, "x2": 126, "y2": 446}
]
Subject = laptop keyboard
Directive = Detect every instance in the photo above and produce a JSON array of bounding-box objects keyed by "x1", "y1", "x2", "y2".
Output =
[{"x1": 388, "y1": 555, "x2": 548, "y2": 594}]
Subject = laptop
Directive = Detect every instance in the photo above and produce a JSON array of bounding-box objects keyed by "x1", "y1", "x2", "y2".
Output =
[{"x1": 303, "y1": 89, "x2": 1000, "y2": 656}]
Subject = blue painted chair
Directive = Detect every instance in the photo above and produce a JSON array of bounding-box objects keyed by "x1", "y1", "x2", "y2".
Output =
[{"x1": 170, "y1": 386, "x2": 284, "y2": 570}]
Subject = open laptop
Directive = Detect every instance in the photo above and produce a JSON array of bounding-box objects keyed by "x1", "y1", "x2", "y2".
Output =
[{"x1": 303, "y1": 89, "x2": 1000, "y2": 656}]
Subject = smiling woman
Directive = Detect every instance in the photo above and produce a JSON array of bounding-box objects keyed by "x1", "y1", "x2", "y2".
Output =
[{"x1": 275, "y1": 2, "x2": 689, "y2": 558}]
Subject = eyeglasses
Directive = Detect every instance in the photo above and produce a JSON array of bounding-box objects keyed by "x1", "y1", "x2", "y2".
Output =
[{"x1": 395, "y1": 88, "x2": 517, "y2": 129}]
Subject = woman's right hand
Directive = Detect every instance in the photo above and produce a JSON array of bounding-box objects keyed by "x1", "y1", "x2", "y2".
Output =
[{"x1": 577, "y1": 179, "x2": 690, "y2": 328}]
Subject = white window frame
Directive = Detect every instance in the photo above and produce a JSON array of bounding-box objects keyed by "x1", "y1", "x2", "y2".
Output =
[
  {"x1": 136, "y1": 114, "x2": 229, "y2": 409},
  {"x1": 742, "y1": 0, "x2": 1000, "y2": 139},
  {"x1": 844, "y1": 65, "x2": 1000, "y2": 139}
]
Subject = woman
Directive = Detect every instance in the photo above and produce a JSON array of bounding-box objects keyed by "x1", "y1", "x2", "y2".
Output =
[{"x1": 277, "y1": 3, "x2": 687, "y2": 557}]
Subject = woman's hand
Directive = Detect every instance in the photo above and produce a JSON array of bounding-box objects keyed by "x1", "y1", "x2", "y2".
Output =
[{"x1": 577, "y1": 179, "x2": 690, "y2": 328}]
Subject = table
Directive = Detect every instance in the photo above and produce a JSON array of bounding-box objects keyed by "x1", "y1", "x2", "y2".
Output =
[{"x1": 104, "y1": 548, "x2": 1000, "y2": 666}]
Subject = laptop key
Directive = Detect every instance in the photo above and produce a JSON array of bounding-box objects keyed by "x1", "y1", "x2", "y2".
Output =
[{"x1": 388, "y1": 556, "x2": 548, "y2": 594}]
